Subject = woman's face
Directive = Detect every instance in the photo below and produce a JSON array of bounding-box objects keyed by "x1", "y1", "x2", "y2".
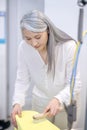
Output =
[{"x1": 22, "y1": 28, "x2": 48, "y2": 52}]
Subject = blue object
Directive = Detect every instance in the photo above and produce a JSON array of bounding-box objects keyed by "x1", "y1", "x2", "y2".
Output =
[{"x1": 0, "y1": 39, "x2": 6, "y2": 44}]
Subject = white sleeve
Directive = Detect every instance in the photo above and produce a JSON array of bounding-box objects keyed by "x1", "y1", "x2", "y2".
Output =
[
  {"x1": 54, "y1": 41, "x2": 82, "y2": 106},
  {"x1": 12, "y1": 44, "x2": 31, "y2": 107}
]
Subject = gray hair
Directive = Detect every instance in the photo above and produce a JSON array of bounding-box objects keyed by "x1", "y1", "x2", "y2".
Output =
[{"x1": 20, "y1": 10, "x2": 73, "y2": 77}]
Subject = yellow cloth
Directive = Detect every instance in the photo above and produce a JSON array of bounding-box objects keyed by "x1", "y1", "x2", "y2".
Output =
[{"x1": 15, "y1": 110, "x2": 60, "y2": 130}]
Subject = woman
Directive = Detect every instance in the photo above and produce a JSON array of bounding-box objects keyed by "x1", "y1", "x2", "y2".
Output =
[{"x1": 11, "y1": 10, "x2": 81, "y2": 130}]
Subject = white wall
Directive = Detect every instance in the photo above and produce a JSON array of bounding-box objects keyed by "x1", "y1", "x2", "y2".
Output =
[
  {"x1": 0, "y1": 0, "x2": 6, "y2": 10},
  {"x1": 0, "y1": 0, "x2": 7, "y2": 119},
  {"x1": 45, "y1": 0, "x2": 79, "y2": 40},
  {"x1": 45, "y1": 0, "x2": 87, "y2": 40},
  {"x1": 7, "y1": 0, "x2": 18, "y2": 116}
]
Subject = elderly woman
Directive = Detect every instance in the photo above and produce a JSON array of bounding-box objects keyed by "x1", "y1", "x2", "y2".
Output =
[{"x1": 11, "y1": 10, "x2": 81, "y2": 130}]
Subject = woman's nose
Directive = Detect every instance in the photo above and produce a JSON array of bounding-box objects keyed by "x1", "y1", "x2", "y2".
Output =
[{"x1": 31, "y1": 40, "x2": 38, "y2": 47}]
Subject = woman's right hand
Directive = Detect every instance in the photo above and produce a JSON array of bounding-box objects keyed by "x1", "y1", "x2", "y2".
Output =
[{"x1": 11, "y1": 104, "x2": 22, "y2": 128}]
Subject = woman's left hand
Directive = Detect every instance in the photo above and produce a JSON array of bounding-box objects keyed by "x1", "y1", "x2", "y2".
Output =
[{"x1": 43, "y1": 98, "x2": 62, "y2": 117}]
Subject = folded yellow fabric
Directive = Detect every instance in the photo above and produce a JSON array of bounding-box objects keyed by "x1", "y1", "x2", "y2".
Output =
[{"x1": 15, "y1": 110, "x2": 60, "y2": 130}]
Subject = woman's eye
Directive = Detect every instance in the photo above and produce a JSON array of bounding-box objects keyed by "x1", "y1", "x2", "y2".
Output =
[
  {"x1": 26, "y1": 38, "x2": 31, "y2": 40},
  {"x1": 35, "y1": 36, "x2": 41, "y2": 39}
]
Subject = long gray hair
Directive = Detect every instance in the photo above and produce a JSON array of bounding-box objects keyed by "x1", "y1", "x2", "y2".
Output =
[{"x1": 20, "y1": 10, "x2": 73, "y2": 77}]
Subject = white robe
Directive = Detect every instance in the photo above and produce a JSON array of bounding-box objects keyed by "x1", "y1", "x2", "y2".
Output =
[
  {"x1": 12, "y1": 40, "x2": 81, "y2": 129},
  {"x1": 13, "y1": 40, "x2": 81, "y2": 105}
]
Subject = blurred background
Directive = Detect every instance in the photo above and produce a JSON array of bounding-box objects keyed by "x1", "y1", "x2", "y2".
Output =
[{"x1": 0, "y1": 0, "x2": 87, "y2": 130}]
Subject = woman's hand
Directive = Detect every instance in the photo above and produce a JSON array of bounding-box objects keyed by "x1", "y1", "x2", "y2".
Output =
[
  {"x1": 44, "y1": 98, "x2": 62, "y2": 117},
  {"x1": 11, "y1": 104, "x2": 22, "y2": 128}
]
